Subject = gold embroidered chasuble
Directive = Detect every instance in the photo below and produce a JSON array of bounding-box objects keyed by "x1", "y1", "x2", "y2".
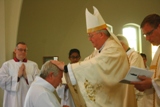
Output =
[
  {"x1": 68, "y1": 37, "x2": 137, "y2": 107},
  {"x1": 64, "y1": 73, "x2": 86, "y2": 107}
]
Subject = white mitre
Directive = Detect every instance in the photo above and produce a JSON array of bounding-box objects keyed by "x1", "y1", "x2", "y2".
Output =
[
  {"x1": 85, "y1": 6, "x2": 121, "y2": 45},
  {"x1": 85, "y1": 6, "x2": 107, "y2": 33}
]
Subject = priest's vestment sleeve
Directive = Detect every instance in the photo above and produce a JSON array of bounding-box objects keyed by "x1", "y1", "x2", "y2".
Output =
[
  {"x1": 25, "y1": 62, "x2": 40, "y2": 85},
  {"x1": 0, "y1": 61, "x2": 20, "y2": 91}
]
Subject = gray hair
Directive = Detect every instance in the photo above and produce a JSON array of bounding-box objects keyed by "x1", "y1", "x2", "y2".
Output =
[
  {"x1": 40, "y1": 61, "x2": 60, "y2": 79},
  {"x1": 96, "y1": 29, "x2": 111, "y2": 37},
  {"x1": 116, "y1": 34, "x2": 129, "y2": 46}
]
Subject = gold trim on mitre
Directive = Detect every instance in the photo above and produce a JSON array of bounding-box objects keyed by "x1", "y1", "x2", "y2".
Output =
[{"x1": 87, "y1": 24, "x2": 107, "y2": 33}]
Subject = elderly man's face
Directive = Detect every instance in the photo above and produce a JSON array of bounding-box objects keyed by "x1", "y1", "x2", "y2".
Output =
[
  {"x1": 142, "y1": 23, "x2": 160, "y2": 46},
  {"x1": 88, "y1": 31, "x2": 103, "y2": 50}
]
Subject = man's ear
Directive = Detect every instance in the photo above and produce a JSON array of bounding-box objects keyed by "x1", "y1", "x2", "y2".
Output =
[
  {"x1": 48, "y1": 72, "x2": 53, "y2": 78},
  {"x1": 14, "y1": 48, "x2": 17, "y2": 53},
  {"x1": 100, "y1": 32, "x2": 105, "y2": 38}
]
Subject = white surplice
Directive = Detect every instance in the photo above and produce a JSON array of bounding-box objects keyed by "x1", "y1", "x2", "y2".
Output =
[
  {"x1": 56, "y1": 84, "x2": 75, "y2": 107},
  {"x1": 24, "y1": 76, "x2": 61, "y2": 107},
  {"x1": 0, "y1": 59, "x2": 39, "y2": 107}
]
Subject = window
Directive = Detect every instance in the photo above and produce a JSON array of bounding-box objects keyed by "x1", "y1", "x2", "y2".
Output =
[{"x1": 122, "y1": 23, "x2": 142, "y2": 52}]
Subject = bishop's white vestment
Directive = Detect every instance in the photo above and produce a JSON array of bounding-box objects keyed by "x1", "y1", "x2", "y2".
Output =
[{"x1": 67, "y1": 37, "x2": 137, "y2": 107}]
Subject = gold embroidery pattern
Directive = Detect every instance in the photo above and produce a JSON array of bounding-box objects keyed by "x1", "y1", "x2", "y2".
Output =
[{"x1": 84, "y1": 79, "x2": 102, "y2": 102}]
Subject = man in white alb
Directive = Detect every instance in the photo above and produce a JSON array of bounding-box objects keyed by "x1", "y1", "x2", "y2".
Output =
[{"x1": 0, "y1": 42, "x2": 40, "y2": 107}]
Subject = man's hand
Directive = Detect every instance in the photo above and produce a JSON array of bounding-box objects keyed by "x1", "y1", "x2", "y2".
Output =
[
  {"x1": 130, "y1": 76, "x2": 152, "y2": 91},
  {"x1": 50, "y1": 60, "x2": 65, "y2": 70},
  {"x1": 18, "y1": 64, "x2": 25, "y2": 78},
  {"x1": 23, "y1": 70, "x2": 27, "y2": 79}
]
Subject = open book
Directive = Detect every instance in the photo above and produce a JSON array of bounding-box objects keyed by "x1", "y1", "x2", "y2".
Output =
[{"x1": 120, "y1": 66, "x2": 154, "y2": 84}]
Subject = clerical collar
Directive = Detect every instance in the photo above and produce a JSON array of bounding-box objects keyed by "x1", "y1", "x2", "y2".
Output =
[
  {"x1": 13, "y1": 57, "x2": 27, "y2": 62},
  {"x1": 126, "y1": 48, "x2": 131, "y2": 52}
]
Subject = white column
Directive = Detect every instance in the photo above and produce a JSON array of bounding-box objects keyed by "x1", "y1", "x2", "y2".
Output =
[
  {"x1": 5, "y1": 0, "x2": 23, "y2": 60},
  {"x1": 0, "y1": 0, "x2": 5, "y2": 66},
  {"x1": 0, "y1": 1, "x2": 5, "y2": 107},
  {"x1": 0, "y1": 0, "x2": 23, "y2": 107}
]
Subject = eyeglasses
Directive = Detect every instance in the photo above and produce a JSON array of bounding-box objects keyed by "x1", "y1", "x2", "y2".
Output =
[
  {"x1": 17, "y1": 48, "x2": 28, "y2": 52},
  {"x1": 88, "y1": 32, "x2": 100, "y2": 38},
  {"x1": 70, "y1": 56, "x2": 80, "y2": 59},
  {"x1": 144, "y1": 28, "x2": 157, "y2": 37}
]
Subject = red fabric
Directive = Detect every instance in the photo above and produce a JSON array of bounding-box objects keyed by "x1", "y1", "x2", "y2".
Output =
[
  {"x1": 14, "y1": 57, "x2": 28, "y2": 84},
  {"x1": 13, "y1": 57, "x2": 27, "y2": 62}
]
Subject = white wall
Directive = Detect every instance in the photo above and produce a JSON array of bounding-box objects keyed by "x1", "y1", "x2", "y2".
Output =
[
  {"x1": 18, "y1": 0, "x2": 160, "y2": 67},
  {"x1": 5, "y1": 0, "x2": 23, "y2": 60},
  {"x1": 0, "y1": 0, "x2": 5, "y2": 106},
  {"x1": 0, "y1": 0, "x2": 5, "y2": 66}
]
